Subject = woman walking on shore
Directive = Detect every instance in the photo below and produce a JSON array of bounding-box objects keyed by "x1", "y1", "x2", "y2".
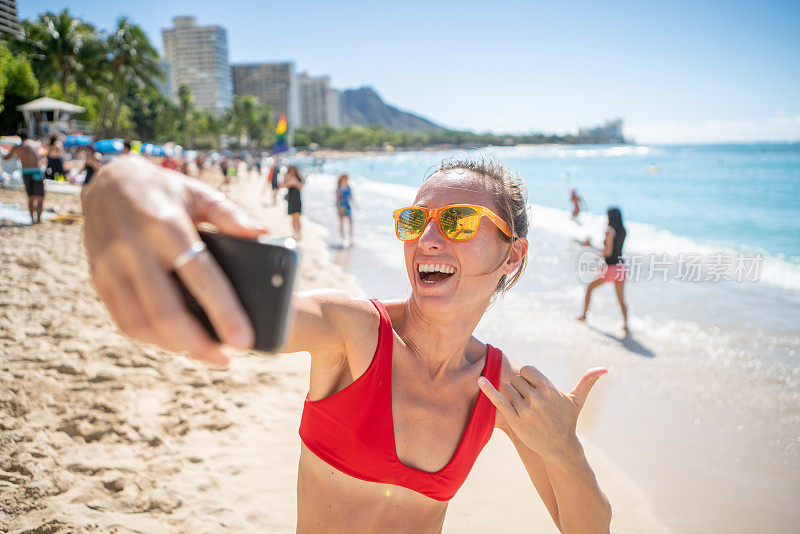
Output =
[
  {"x1": 282, "y1": 165, "x2": 304, "y2": 238},
  {"x1": 336, "y1": 173, "x2": 354, "y2": 246},
  {"x1": 578, "y1": 207, "x2": 629, "y2": 334},
  {"x1": 82, "y1": 156, "x2": 612, "y2": 533}
]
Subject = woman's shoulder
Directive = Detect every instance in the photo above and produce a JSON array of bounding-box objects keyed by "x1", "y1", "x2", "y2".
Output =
[{"x1": 301, "y1": 290, "x2": 378, "y2": 318}]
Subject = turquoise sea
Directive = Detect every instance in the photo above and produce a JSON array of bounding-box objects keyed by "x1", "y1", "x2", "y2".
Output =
[
  {"x1": 316, "y1": 143, "x2": 800, "y2": 257},
  {"x1": 295, "y1": 143, "x2": 800, "y2": 532}
]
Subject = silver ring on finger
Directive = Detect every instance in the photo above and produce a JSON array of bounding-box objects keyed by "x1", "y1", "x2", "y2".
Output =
[{"x1": 172, "y1": 241, "x2": 207, "y2": 271}]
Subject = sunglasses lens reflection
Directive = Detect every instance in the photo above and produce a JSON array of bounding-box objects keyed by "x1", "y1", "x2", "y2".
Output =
[
  {"x1": 398, "y1": 208, "x2": 427, "y2": 240},
  {"x1": 441, "y1": 206, "x2": 478, "y2": 240}
]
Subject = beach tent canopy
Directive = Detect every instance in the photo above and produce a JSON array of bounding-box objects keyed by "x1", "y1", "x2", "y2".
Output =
[
  {"x1": 64, "y1": 134, "x2": 93, "y2": 147},
  {"x1": 17, "y1": 97, "x2": 87, "y2": 138},
  {"x1": 17, "y1": 97, "x2": 86, "y2": 114}
]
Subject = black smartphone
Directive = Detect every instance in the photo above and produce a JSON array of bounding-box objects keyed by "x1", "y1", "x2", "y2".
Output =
[{"x1": 172, "y1": 230, "x2": 298, "y2": 353}]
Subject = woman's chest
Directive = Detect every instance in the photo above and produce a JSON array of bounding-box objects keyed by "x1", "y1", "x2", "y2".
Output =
[{"x1": 390, "y1": 360, "x2": 481, "y2": 473}]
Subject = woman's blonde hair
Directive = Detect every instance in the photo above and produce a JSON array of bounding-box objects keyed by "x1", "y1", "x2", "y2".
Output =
[{"x1": 429, "y1": 157, "x2": 529, "y2": 294}]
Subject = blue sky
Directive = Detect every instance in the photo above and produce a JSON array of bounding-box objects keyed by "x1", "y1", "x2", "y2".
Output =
[{"x1": 19, "y1": 0, "x2": 800, "y2": 143}]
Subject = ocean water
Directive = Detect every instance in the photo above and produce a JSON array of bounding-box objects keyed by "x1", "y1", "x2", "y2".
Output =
[
  {"x1": 293, "y1": 143, "x2": 800, "y2": 532},
  {"x1": 306, "y1": 144, "x2": 800, "y2": 324}
]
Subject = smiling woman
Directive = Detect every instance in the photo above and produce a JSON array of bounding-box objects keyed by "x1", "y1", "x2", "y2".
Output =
[{"x1": 83, "y1": 155, "x2": 612, "y2": 533}]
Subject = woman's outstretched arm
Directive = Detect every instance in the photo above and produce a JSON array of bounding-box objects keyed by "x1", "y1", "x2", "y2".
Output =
[
  {"x1": 84, "y1": 155, "x2": 363, "y2": 371},
  {"x1": 480, "y1": 363, "x2": 612, "y2": 533},
  {"x1": 83, "y1": 155, "x2": 267, "y2": 368}
]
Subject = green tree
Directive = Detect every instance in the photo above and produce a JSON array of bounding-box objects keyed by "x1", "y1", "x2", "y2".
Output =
[
  {"x1": 99, "y1": 17, "x2": 163, "y2": 136},
  {"x1": 226, "y1": 95, "x2": 273, "y2": 150},
  {"x1": 12, "y1": 10, "x2": 101, "y2": 102},
  {"x1": 0, "y1": 44, "x2": 39, "y2": 132}
]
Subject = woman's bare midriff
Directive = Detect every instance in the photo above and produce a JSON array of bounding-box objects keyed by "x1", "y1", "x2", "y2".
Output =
[{"x1": 297, "y1": 444, "x2": 449, "y2": 534}]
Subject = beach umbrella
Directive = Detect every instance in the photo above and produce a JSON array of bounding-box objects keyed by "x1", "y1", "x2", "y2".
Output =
[
  {"x1": 93, "y1": 139, "x2": 124, "y2": 154},
  {"x1": 64, "y1": 134, "x2": 93, "y2": 147},
  {"x1": 145, "y1": 144, "x2": 165, "y2": 156}
]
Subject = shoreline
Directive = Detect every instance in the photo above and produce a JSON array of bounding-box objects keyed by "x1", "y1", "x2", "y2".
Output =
[{"x1": 1, "y1": 169, "x2": 663, "y2": 532}]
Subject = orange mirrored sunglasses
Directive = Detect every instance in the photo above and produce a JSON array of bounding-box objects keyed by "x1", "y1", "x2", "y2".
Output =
[{"x1": 392, "y1": 204, "x2": 514, "y2": 242}]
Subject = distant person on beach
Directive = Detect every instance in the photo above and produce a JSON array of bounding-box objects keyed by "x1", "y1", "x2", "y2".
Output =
[
  {"x1": 45, "y1": 135, "x2": 65, "y2": 181},
  {"x1": 82, "y1": 155, "x2": 611, "y2": 533},
  {"x1": 219, "y1": 156, "x2": 229, "y2": 188},
  {"x1": 570, "y1": 188, "x2": 583, "y2": 221},
  {"x1": 260, "y1": 157, "x2": 280, "y2": 204},
  {"x1": 578, "y1": 207, "x2": 629, "y2": 334},
  {"x1": 3, "y1": 132, "x2": 45, "y2": 224},
  {"x1": 336, "y1": 173, "x2": 354, "y2": 246},
  {"x1": 282, "y1": 165, "x2": 303, "y2": 238},
  {"x1": 122, "y1": 141, "x2": 132, "y2": 155},
  {"x1": 161, "y1": 156, "x2": 178, "y2": 171},
  {"x1": 228, "y1": 157, "x2": 238, "y2": 183},
  {"x1": 79, "y1": 145, "x2": 102, "y2": 189}
]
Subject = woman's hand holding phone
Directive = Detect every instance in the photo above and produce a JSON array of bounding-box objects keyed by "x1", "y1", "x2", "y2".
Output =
[{"x1": 83, "y1": 155, "x2": 267, "y2": 369}]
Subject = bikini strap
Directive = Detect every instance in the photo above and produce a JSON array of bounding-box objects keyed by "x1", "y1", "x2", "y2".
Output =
[
  {"x1": 368, "y1": 299, "x2": 394, "y2": 375},
  {"x1": 484, "y1": 344, "x2": 503, "y2": 389}
]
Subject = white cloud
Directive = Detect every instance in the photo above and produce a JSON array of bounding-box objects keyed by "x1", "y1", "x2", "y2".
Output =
[{"x1": 628, "y1": 113, "x2": 800, "y2": 144}]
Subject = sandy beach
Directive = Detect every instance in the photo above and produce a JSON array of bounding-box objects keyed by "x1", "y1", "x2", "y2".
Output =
[{"x1": 2, "y1": 169, "x2": 666, "y2": 532}]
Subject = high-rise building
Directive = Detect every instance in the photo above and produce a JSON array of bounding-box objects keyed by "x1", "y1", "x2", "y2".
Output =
[
  {"x1": 231, "y1": 62, "x2": 298, "y2": 126},
  {"x1": 326, "y1": 88, "x2": 341, "y2": 128},
  {"x1": 0, "y1": 0, "x2": 21, "y2": 40},
  {"x1": 162, "y1": 16, "x2": 233, "y2": 113},
  {"x1": 298, "y1": 73, "x2": 341, "y2": 127}
]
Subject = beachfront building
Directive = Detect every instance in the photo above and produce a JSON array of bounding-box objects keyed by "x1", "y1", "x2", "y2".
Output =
[
  {"x1": 578, "y1": 118, "x2": 625, "y2": 143},
  {"x1": 0, "y1": 0, "x2": 21, "y2": 40},
  {"x1": 231, "y1": 62, "x2": 299, "y2": 125},
  {"x1": 161, "y1": 16, "x2": 233, "y2": 113},
  {"x1": 326, "y1": 88, "x2": 342, "y2": 128},
  {"x1": 232, "y1": 62, "x2": 300, "y2": 147},
  {"x1": 298, "y1": 73, "x2": 341, "y2": 128}
]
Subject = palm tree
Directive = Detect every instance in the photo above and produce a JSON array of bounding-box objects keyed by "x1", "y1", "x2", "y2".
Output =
[
  {"x1": 102, "y1": 17, "x2": 163, "y2": 135},
  {"x1": 226, "y1": 95, "x2": 273, "y2": 150},
  {"x1": 13, "y1": 10, "x2": 101, "y2": 102}
]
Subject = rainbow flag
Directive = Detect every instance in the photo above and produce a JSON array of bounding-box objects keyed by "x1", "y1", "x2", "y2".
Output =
[{"x1": 272, "y1": 113, "x2": 288, "y2": 154}]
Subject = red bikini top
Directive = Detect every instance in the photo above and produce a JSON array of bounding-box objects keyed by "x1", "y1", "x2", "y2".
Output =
[{"x1": 299, "y1": 299, "x2": 503, "y2": 501}]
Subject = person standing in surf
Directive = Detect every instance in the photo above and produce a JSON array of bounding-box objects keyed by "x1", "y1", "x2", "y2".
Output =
[
  {"x1": 336, "y1": 173, "x2": 354, "y2": 246},
  {"x1": 570, "y1": 188, "x2": 583, "y2": 221},
  {"x1": 578, "y1": 207, "x2": 629, "y2": 334}
]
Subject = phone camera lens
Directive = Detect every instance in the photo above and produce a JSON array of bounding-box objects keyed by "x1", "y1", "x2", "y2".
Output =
[{"x1": 275, "y1": 255, "x2": 286, "y2": 268}]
